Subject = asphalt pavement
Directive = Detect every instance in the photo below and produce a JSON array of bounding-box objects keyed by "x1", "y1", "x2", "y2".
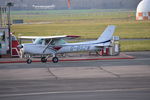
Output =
[{"x1": 0, "y1": 51, "x2": 150, "y2": 100}]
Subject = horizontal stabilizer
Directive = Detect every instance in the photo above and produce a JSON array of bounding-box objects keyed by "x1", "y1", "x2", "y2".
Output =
[{"x1": 95, "y1": 42, "x2": 111, "y2": 47}]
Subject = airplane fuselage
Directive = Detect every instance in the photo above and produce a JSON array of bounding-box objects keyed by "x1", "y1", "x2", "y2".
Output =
[{"x1": 21, "y1": 40, "x2": 104, "y2": 55}]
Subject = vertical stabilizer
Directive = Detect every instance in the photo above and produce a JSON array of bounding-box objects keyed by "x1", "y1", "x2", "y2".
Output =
[{"x1": 97, "y1": 25, "x2": 116, "y2": 42}]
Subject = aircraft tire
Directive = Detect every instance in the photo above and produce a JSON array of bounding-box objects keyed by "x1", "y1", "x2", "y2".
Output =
[
  {"x1": 41, "y1": 57, "x2": 47, "y2": 63},
  {"x1": 27, "y1": 59, "x2": 32, "y2": 64},
  {"x1": 52, "y1": 57, "x2": 59, "y2": 63}
]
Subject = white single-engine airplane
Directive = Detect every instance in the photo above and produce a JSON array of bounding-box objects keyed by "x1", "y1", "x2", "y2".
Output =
[{"x1": 17, "y1": 25, "x2": 116, "y2": 64}]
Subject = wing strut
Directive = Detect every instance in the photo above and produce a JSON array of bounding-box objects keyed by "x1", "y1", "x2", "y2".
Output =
[{"x1": 43, "y1": 39, "x2": 53, "y2": 53}]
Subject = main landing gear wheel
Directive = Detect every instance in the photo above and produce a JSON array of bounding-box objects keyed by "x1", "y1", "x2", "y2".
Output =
[
  {"x1": 52, "y1": 57, "x2": 59, "y2": 63},
  {"x1": 41, "y1": 57, "x2": 47, "y2": 63},
  {"x1": 26, "y1": 59, "x2": 32, "y2": 64}
]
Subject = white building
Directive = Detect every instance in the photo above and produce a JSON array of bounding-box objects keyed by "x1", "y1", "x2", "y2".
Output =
[{"x1": 136, "y1": 0, "x2": 150, "y2": 20}]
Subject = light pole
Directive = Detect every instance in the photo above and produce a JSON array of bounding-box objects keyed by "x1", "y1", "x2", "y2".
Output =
[{"x1": 7, "y1": 2, "x2": 13, "y2": 56}]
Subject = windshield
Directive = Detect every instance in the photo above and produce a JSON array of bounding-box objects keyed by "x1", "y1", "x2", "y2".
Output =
[{"x1": 33, "y1": 38, "x2": 44, "y2": 45}]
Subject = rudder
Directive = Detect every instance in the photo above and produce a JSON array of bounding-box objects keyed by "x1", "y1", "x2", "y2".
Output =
[{"x1": 97, "y1": 25, "x2": 116, "y2": 42}]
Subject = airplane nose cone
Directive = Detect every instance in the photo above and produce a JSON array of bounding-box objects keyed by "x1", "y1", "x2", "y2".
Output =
[{"x1": 17, "y1": 44, "x2": 23, "y2": 49}]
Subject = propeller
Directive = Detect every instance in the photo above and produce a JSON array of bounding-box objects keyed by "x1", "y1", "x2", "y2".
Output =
[{"x1": 17, "y1": 44, "x2": 23, "y2": 49}]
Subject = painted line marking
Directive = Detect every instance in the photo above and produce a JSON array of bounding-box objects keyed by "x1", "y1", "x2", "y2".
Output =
[{"x1": 0, "y1": 88, "x2": 149, "y2": 97}]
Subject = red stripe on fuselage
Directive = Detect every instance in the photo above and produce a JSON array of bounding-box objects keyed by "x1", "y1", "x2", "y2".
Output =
[{"x1": 53, "y1": 46, "x2": 62, "y2": 51}]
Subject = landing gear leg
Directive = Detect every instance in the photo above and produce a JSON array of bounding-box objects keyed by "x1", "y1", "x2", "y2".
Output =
[{"x1": 52, "y1": 57, "x2": 59, "y2": 63}]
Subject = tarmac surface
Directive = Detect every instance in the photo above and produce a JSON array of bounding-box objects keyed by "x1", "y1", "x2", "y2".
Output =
[{"x1": 0, "y1": 51, "x2": 150, "y2": 100}]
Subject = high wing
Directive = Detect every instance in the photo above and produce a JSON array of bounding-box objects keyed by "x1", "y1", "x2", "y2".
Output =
[
  {"x1": 19, "y1": 35, "x2": 80, "y2": 40},
  {"x1": 18, "y1": 35, "x2": 80, "y2": 44},
  {"x1": 18, "y1": 36, "x2": 42, "y2": 39}
]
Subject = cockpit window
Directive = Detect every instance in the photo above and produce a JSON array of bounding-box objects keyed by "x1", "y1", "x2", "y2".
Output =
[
  {"x1": 45, "y1": 39, "x2": 51, "y2": 45},
  {"x1": 33, "y1": 38, "x2": 66, "y2": 45},
  {"x1": 56, "y1": 39, "x2": 66, "y2": 45},
  {"x1": 44, "y1": 39, "x2": 55, "y2": 45},
  {"x1": 51, "y1": 40, "x2": 55, "y2": 45},
  {"x1": 33, "y1": 38, "x2": 44, "y2": 45}
]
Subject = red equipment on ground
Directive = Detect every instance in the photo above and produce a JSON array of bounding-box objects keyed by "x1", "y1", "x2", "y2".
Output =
[
  {"x1": 100, "y1": 47, "x2": 109, "y2": 56},
  {"x1": 11, "y1": 35, "x2": 20, "y2": 57}
]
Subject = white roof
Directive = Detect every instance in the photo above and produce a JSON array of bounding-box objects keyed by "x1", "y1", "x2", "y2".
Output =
[{"x1": 137, "y1": 0, "x2": 150, "y2": 12}]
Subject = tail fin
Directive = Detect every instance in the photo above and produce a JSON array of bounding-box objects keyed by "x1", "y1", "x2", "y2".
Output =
[{"x1": 97, "y1": 25, "x2": 116, "y2": 42}]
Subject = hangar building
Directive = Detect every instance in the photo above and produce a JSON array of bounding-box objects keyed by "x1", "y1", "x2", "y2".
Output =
[{"x1": 136, "y1": 0, "x2": 150, "y2": 20}]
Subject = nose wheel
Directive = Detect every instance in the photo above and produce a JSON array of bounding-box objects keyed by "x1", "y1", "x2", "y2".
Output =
[
  {"x1": 52, "y1": 57, "x2": 59, "y2": 63},
  {"x1": 26, "y1": 59, "x2": 32, "y2": 64}
]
